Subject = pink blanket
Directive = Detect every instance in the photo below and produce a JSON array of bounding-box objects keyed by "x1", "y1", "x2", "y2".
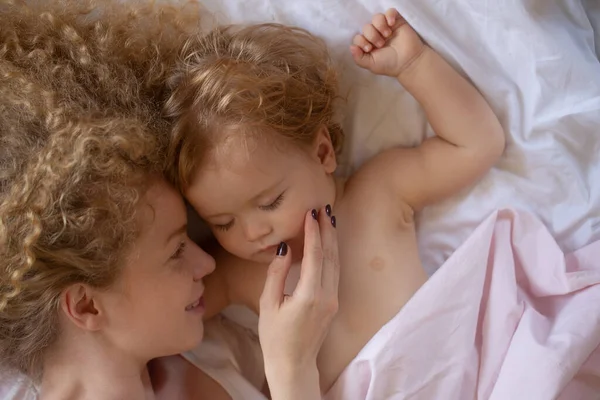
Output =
[{"x1": 325, "y1": 209, "x2": 600, "y2": 400}]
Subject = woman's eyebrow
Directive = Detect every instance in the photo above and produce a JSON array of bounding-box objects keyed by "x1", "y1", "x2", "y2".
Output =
[{"x1": 165, "y1": 224, "x2": 187, "y2": 245}]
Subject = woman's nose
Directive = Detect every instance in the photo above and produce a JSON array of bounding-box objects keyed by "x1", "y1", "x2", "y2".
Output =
[{"x1": 189, "y1": 242, "x2": 215, "y2": 281}]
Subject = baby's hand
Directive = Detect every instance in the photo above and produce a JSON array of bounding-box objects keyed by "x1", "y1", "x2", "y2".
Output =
[{"x1": 350, "y1": 8, "x2": 425, "y2": 78}]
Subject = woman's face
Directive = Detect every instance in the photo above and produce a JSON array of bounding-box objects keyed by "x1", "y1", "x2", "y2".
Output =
[{"x1": 100, "y1": 179, "x2": 215, "y2": 360}]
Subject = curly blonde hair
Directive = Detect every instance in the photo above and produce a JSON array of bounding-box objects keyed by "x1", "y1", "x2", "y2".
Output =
[
  {"x1": 0, "y1": 0, "x2": 201, "y2": 381},
  {"x1": 164, "y1": 23, "x2": 344, "y2": 190}
]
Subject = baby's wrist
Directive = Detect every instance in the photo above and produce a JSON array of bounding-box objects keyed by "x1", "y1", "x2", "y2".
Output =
[{"x1": 396, "y1": 44, "x2": 430, "y2": 82}]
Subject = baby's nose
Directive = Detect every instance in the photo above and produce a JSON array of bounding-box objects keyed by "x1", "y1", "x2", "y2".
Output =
[{"x1": 242, "y1": 219, "x2": 272, "y2": 242}]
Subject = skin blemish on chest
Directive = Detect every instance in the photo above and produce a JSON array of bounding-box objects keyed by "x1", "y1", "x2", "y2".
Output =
[{"x1": 369, "y1": 256, "x2": 386, "y2": 272}]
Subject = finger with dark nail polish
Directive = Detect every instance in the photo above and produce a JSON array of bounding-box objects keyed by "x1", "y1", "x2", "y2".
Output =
[
  {"x1": 325, "y1": 204, "x2": 332, "y2": 217},
  {"x1": 331, "y1": 216, "x2": 336, "y2": 228},
  {"x1": 311, "y1": 209, "x2": 318, "y2": 220},
  {"x1": 276, "y1": 242, "x2": 288, "y2": 256}
]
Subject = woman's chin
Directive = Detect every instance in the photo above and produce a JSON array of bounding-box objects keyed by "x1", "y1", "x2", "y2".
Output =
[{"x1": 178, "y1": 322, "x2": 204, "y2": 353}]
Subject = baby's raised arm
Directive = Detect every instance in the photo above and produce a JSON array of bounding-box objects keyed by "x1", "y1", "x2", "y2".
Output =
[{"x1": 351, "y1": 9, "x2": 505, "y2": 211}]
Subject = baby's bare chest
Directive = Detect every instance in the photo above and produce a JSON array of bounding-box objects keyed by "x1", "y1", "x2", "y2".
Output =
[
  {"x1": 316, "y1": 203, "x2": 429, "y2": 392},
  {"x1": 336, "y1": 209, "x2": 426, "y2": 316}
]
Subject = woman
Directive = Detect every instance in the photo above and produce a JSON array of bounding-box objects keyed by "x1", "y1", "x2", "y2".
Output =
[{"x1": 0, "y1": 1, "x2": 338, "y2": 399}]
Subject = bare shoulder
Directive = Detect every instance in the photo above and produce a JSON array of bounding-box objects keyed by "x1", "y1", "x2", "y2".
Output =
[
  {"x1": 342, "y1": 148, "x2": 416, "y2": 226},
  {"x1": 346, "y1": 132, "x2": 504, "y2": 214}
]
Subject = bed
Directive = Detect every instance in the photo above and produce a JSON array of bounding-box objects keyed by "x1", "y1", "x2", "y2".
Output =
[{"x1": 2, "y1": 0, "x2": 599, "y2": 398}]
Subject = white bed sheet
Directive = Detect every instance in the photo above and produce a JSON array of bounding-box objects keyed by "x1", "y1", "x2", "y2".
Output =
[
  {"x1": 2, "y1": 0, "x2": 599, "y2": 398},
  {"x1": 199, "y1": 0, "x2": 600, "y2": 275}
]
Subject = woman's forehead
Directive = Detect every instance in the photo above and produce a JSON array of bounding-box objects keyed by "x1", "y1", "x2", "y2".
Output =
[{"x1": 135, "y1": 180, "x2": 187, "y2": 242}]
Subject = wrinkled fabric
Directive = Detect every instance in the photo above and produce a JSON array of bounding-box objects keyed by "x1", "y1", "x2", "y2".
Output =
[{"x1": 325, "y1": 209, "x2": 600, "y2": 400}]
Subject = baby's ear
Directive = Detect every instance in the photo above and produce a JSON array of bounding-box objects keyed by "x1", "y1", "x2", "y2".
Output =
[{"x1": 314, "y1": 125, "x2": 337, "y2": 174}]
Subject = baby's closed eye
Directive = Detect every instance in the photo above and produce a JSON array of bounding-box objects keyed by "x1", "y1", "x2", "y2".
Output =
[
  {"x1": 213, "y1": 220, "x2": 234, "y2": 232},
  {"x1": 259, "y1": 191, "x2": 286, "y2": 211}
]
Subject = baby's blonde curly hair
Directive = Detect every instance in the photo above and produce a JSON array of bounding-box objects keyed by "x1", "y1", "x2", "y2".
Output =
[
  {"x1": 164, "y1": 23, "x2": 344, "y2": 190},
  {"x1": 0, "y1": 0, "x2": 201, "y2": 381}
]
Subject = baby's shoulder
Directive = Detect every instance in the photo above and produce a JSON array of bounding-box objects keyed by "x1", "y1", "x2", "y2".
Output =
[{"x1": 341, "y1": 161, "x2": 415, "y2": 227}]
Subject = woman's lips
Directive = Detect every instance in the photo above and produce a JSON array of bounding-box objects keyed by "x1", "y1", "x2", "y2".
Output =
[{"x1": 185, "y1": 296, "x2": 205, "y2": 313}]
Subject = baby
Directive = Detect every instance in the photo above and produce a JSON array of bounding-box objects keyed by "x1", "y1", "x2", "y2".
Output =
[{"x1": 165, "y1": 8, "x2": 505, "y2": 392}]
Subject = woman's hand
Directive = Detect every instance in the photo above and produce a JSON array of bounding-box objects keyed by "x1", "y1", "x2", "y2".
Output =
[{"x1": 258, "y1": 206, "x2": 340, "y2": 400}]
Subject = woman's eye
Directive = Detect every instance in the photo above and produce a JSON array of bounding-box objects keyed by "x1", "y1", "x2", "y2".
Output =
[
  {"x1": 170, "y1": 241, "x2": 187, "y2": 260},
  {"x1": 260, "y1": 192, "x2": 285, "y2": 211}
]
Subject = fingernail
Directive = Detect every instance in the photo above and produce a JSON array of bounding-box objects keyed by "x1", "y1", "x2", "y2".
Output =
[
  {"x1": 276, "y1": 242, "x2": 288, "y2": 256},
  {"x1": 311, "y1": 209, "x2": 318, "y2": 220},
  {"x1": 364, "y1": 44, "x2": 372, "y2": 51},
  {"x1": 384, "y1": 30, "x2": 391, "y2": 37},
  {"x1": 331, "y1": 216, "x2": 337, "y2": 228},
  {"x1": 325, "y1": 204, "x2": 332, "y2": 217}
]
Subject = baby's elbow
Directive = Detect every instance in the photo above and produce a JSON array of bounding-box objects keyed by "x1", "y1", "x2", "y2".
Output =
[
  {"x1": 469, "y1": 127, "x2": 505, "y2": 171},
  {"x1": 475, "y1": 124, "x2": 505, "y2": 165},
  {"x1": 487, "y1": 126, "x2": 506, "y2": 162}
]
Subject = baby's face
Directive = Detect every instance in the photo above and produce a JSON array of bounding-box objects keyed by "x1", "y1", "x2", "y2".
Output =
[{"x1": 186, "y1": 134, "x2": 336, "y2": 264}]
